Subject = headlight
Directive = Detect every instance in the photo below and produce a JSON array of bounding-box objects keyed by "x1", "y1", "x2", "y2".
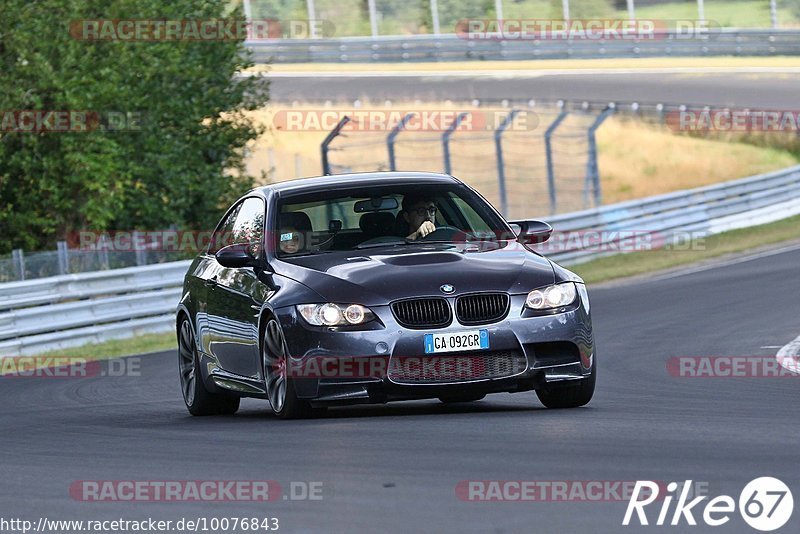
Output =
[
  {"x1": 297, "y1": 303, "x2": 375, "y2": 326},
  {"x1": 525, "y1": 282, "x2": 577, "y2": 310}
]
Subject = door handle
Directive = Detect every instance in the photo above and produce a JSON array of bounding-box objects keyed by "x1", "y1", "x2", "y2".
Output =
[{"x1": 204, "y1": 276, "x2": 218, "y2": 287}]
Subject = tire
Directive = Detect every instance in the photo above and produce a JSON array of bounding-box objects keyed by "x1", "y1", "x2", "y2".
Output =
[
  {"x1": 438, "y1": 394, "x2": 486, "y2": 404},
  {"x1": 262, "y1": 318, "x2": 315, "y2": 419},
  {"x1": 536, "y1": 358, "x2": 596, "y2": 409},
  {"x1": 177, "y1": 317, "x2": 240, "y2": 416}
]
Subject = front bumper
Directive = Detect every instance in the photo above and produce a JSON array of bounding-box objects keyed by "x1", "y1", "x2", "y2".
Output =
[{"x1": 274, "y1": 290, "x2": 594, "y2": 404}]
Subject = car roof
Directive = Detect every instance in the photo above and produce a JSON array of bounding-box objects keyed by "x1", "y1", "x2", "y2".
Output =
[{"x1": 252, "y1": 172, "x2": 461, "y2": 197}]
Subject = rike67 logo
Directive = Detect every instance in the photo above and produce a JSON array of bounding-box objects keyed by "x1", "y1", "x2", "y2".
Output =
[{"x1": 624, "y1": 478, "x2": 793, "y2": 531}]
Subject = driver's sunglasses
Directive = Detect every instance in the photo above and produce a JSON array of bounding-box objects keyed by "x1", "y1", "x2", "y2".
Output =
[{"x1": 411, "y1": 206, "x2": 437, "y2": 217}]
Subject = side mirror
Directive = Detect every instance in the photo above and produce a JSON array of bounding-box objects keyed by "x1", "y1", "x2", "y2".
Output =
[
  {"x1": 508, "y1": 219, "x2": 553, "y2": 244},
  {"x1": 215, "y1": 243, "x2": 260, "y2": 268}
]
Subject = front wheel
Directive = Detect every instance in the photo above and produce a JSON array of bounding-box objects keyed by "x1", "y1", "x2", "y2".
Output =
[
  {"x1": 262, "y1": 318, "x2": 315, "y2": 419},
  {"x1": 178, "y1": 318, "x2": 240, "y2": 416},
  {"x1": 536, "y1": 359, "x2": 596, "y2": 409}
]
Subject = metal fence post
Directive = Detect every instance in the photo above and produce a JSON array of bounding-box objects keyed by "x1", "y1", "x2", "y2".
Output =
[
  {"x1": 387, "y1": 113, "x2": 415, "y2": 171},
  {"x1": 430, "y1": 0, "x2": 440, "y2": 35},
  {"x1": 321, "y1": 116, "x2": 351, "y2": 175},
  {"x1": 99, "y1": 233, "x2": 110, "y2": 270},
  {"x1": 544, "y1": 109, "x2": 569, "y2": 214},
  {"x1": 771, "y1": 0, "x2": 779, "y2": 28},
  {"x1": 494, "y1": 109, "x2": 520, "y2": 217},
  {"x1": 368, "y1": 0, "x2": 379, "y2": 37},
  {"x1": 57, "y1": 241, "x2": 69, "y2": 275},
  {"x1": 133, "y1": 230, "x2": 147, "y2": 266},
  {"x1": 442, "y1": 112, "x2": 470, "y2": 175},
  {"x1": 585, "y1": 105, "x2": 616, "y2": 207},
  {"x1": 12, "y1": 248, "x2": 25, "y2": 281},
  {"x1": 306, "y1": 0, "x2": 317, "y2": 38}
]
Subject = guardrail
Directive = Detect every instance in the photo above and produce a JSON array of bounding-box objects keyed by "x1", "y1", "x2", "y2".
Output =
[
  {"x1": 1, "y1": 164, "x2": 799, "y2": 356},
  {"x1": 247, "y1": 29, "x2": 800, "y2": 63},
  {"x1": 542, "y1": 165, "x2": 800, "y2": 264},
  {"x1": 0, "y1": 261, "x2": 190, "y2": 356}
]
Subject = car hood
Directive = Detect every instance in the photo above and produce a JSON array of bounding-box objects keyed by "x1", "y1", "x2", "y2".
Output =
[{"x1": 274, "y1": 241, "x2": 555, "y2": 306}]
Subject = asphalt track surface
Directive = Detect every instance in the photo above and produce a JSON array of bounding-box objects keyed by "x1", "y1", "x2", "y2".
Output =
[
  {"x1": 2, "y1": 245, "x2": 799, "y2": 533},
  {"x1": 265, "y1": 71, "x2": 800, "y2": 108}
]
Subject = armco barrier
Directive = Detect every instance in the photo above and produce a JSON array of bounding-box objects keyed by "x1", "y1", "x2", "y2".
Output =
[
  {"x1": 0, "y1": 261, "x2": 191, "y2": 356},
  {"x1": 1, "y1": 165, "x2": 799, "y2": 356},
  {"x1": 542, "y1": 165, "x2": 800, "y2": 264},
  {"x1": 247, "y1": 29, "x2": 800, "y2": 63}
]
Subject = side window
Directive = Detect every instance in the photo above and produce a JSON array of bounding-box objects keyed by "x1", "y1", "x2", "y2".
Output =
[
  {"x1": 449, "y1": 194, "x2": 490, "y2": 232},
  {"x1": 208, "y1": 202, "x2": 242, "y2": 255},
  {"x1": 230, "y1": 197, "x2": 266, "y2": 250}
]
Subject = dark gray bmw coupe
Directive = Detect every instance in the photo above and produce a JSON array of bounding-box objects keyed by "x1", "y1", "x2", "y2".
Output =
[{"x1": 177, "y1": 172, "x2": 595, "y2": 418}]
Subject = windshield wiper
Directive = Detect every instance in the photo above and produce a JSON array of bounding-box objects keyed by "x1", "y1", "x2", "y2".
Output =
[
  {"x1": 354, "y1": 240, "x2": 411, "y2": 250},
  {"x1": 355, "y1": 239, "x2": 463, "y2": 250},
  {"x1": 282, "y1": 249, "x2": 331, "y2": 257}
]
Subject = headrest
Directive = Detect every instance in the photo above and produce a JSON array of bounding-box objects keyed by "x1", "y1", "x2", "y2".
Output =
[
  {"x1": 359, "y1": 212, "x2": 396, "y2": 237},
  {"x1": 279, "y1": 211, "x2": 312, "y2": 232},
  {"x1": 394, "y1": 211, "x2": 410, "y2": 237}
]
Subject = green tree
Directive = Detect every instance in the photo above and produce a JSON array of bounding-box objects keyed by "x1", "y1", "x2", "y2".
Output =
[{"x1": 0, "y1": 0, "x2": 268, "y2": 253}]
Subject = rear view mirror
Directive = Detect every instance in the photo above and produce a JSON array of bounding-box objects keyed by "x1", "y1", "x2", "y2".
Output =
[
  {"x1": 216, "y1": 243, "x2": 260, "y2": 268},
  {"x1": 354, "y1": 197, "x2": 399, "y2": 212},
  {"x1": 508, "y1": 219, "x2": 553, "y2": 244}
]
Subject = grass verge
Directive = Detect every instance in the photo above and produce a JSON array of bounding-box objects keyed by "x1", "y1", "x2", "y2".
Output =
[
  {"x1": 1, "y1": 332, "x2": 175, "y2": 375},
  {"x1": 39, "y1": 332, "x2": 174, "y2": 361},
  {"x1": 572, "y1": 214, "x2": 800, "y2": 284}
]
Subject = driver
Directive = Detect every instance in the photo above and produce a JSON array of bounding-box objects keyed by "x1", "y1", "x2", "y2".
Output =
[{"x1": 402, "y1": 195, "x2": 437, "y2": 240}]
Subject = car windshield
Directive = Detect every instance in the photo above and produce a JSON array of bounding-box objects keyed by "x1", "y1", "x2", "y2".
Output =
[{"x1": 275, "y1": 183, "x2": 512, "y2": 256}]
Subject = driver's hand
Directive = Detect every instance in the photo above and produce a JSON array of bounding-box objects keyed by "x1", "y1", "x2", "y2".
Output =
[{"x1": 416, "y1": 221, "x2": 436, "y2": 239}]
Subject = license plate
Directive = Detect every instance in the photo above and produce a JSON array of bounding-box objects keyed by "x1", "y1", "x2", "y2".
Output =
[{"x1": 424, "y1": 330, "x2": 489, "y2": 354}]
